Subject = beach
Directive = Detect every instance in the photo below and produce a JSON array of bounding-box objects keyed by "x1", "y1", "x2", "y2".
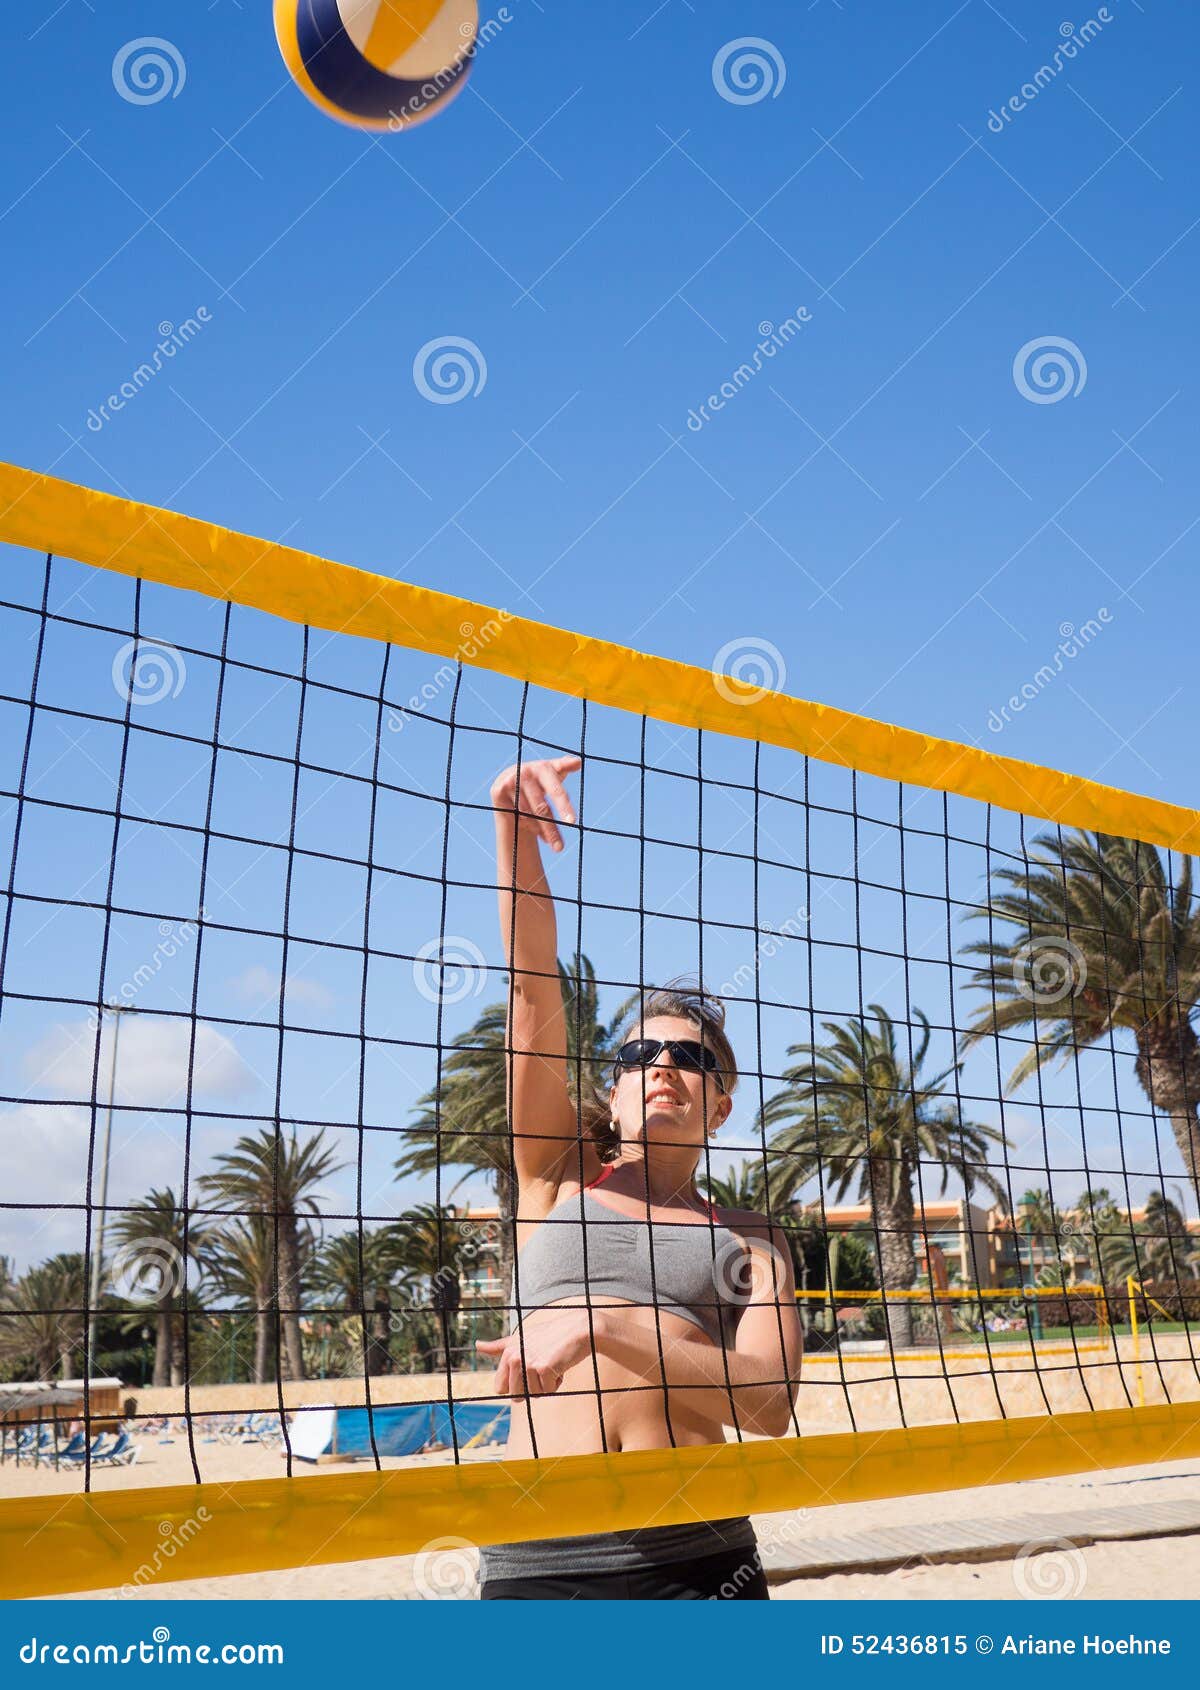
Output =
[
  {"x1": 24, "y1": 1454, "x2": 1200, "y2": 1600},
  {"x1": 7, "y1": 1340, "x2": 1198, "y2": 1600}
]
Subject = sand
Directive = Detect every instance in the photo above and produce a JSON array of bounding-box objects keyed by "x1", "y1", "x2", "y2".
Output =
[
  {"x1": 16, "y1": 1454, "x2": 1199, "y2": 1601},
  {"x1": 8, "y1": 1340, "x2": 1198, "y2": 1600}
]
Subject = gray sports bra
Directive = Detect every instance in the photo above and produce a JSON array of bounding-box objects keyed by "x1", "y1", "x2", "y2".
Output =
[{"x1": 510, "y1": 1168, "x2": 751, "y2": 1348}]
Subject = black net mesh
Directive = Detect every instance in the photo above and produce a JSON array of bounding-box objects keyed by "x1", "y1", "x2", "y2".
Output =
[{"x1": 1, "y1": 545, "x2": 1198, "y2": 1496}]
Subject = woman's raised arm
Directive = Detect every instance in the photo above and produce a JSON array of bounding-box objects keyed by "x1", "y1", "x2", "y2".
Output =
[{"x1": 492, "y1": 755, "x2": 590, "y2": 1195}]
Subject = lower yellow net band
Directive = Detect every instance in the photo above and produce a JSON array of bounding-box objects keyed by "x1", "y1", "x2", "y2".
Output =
[{"x1": 4, "y1": 1406, "x2": 1200, "y2": 1599}]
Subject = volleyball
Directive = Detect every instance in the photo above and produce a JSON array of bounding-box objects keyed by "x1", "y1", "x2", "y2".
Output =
[{"x1": 275, "y1": 0, "x2": 478, "y2": 132}]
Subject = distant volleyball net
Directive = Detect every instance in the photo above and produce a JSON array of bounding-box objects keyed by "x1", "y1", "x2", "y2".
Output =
[{"x1": 1, "y1": 462, "x2": 1199, "y2": 1599}]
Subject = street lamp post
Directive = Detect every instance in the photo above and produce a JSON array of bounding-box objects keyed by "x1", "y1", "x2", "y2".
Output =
[{"x1": 86, "y1": 1002, "x2": 138, "y2": 1380}]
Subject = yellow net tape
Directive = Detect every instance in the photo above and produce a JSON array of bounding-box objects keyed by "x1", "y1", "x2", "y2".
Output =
[
  {"x1": 4, "y1": 1403, "x2": 1200, "y2": 1598},
  {"x1": 2, "y1": 459, "x2": 1197, "y2": 852}
]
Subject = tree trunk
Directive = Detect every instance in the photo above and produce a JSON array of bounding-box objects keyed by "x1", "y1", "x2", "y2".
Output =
[
  {"x1": 1135, "y1": 1017, "x2": 1200, "y2": 1206},
  {"x1": 277, "y1": 1221, "x2": 306, "y2": 1382},
  {"x1": 254, "y1": 1294, "x2": 273, "y2": 1385},
  {"x1": 170, "y1": 1311, "x2": 184, "y2": 1388},
  {"x1": 367, "y1": 1288, "x2": 393, "y2": 1376},
  {"x1": 153, "y1": 1300, "x2": 173, "y2": 1388},
  {"x1": 870, "y1": 1164, "x2": 916, "y2": 1353}
]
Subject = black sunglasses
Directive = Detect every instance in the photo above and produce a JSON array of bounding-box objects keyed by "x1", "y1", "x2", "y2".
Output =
[{"x1": 614, "y1": 1039, "x2": 726, "y2": 1092}]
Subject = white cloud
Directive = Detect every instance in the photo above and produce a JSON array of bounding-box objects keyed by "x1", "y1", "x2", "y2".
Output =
[
  {"x1": 24, "y1": 1015, "x2": 255, "y2": 1106},
  {"x1": 0, "y1": 1103, "x2": 188, "y2": 1274},
  {"x1": 231, "y1": 965, "x2": 335, "y2": 1010}
]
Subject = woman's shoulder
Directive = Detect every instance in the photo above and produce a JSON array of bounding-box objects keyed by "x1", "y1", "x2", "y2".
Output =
[{"x1": 709, "y1": 1203, "x2": 781, "y2": 1242}]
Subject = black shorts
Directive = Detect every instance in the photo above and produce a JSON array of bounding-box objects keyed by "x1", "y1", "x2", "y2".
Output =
[{"x1": 479, "y1": 1543, "x2": 768, "y2": 1601}]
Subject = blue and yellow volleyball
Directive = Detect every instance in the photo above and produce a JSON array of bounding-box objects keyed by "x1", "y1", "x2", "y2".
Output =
[{"x1": 275, "y1": 0, "x2": 478, "y2": 132}]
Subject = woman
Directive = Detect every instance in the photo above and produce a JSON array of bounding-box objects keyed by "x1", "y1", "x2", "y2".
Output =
[{"x1": 474, "y1": 754, "x2": 803, "y2": 1601}]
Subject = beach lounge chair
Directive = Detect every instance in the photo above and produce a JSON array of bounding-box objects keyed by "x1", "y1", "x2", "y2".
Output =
[
  {"x1": 93, "y1": 1430, "x2": 138, "y2": 1467},
  {"x1": 56, "y1": 1435, "x2": 109, "y2": 1466},
  {"x1": 240, "y1": 1413, "x2": 282, "y2": 1445}
]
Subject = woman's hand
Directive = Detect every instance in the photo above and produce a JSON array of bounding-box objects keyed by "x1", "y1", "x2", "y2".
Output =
[
  {"x1": 475, "y1": 1306, "x2": 603, "y2": 1398},
  {"x1": 490, "y1": 756, "x2": 580, "y2": 854}
]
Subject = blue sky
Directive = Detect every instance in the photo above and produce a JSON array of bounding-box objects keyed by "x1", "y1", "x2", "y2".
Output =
[{"x1": 1, "y1": 0, "x2": 1198, "y2": 1277}]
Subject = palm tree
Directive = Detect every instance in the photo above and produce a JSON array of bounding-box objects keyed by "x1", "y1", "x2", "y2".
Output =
[
  {"x1": 1074, "y1": 1186, "x2": 1132, "y2": 1285},
  {"x1": 761, "y1": 1005, "x2": 1009, "y2": 1350},
  {"x1": 396, "y1": 955, "x2": 634, "y2": 1306},
  {"x1": 205, "y1": 1215, "x2": 278, "y2": 1384},
  {"x1": 961, "y1": 831, "x2": 1200, "y2": 1200},
  {"x1": 385, "y1": 1204, "x2": 479, "y2": 1371},
  {"x1": 1133, "y1": 1188, "x2": 1198, "y2": 1286},
  {"x1": 312, "y1": 1227, "x2": 402, "y2": 1376},
  {"x1": 700, "y1": 1163, "x2": 764, "y2": 1212},
  {"x1": 206, "y1": 1213, "x2": 322, "y2": 1384},
  {"x1": 0, "y1": 1255, "x2": 87, "y2": 1379},
  {"x1": 1015, "y1": 1186, "x2": 1065, "y2": 1274},
  {"x1": 108, "y1": 1186, "x2": 212, "y2": 1387},
  {"x1": 200, "y1": 1127, "x2": 344, "y2": 1382}
]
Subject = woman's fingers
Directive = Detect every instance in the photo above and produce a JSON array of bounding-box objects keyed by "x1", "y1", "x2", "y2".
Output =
[
  {"x1": 538, "y1": 764, "x2": 577, "y2": 829},
  {"x1": 505, "y1": 1360, "x2": 563, "y2": 1399},
  {"x1": 482, "y1": 1333, "x2": 567, "y2": 1400},
  {"x1": 493, "y1": 757, "x2": 580, "y2": 852},
  {"x1": 520, "y1": 770, "x2": 564, "y2": 852}
]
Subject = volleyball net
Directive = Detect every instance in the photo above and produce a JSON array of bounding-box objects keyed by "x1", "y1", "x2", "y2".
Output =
[{"x1": 1, "y1": 461, "x2": 1200, "y2": 1597}]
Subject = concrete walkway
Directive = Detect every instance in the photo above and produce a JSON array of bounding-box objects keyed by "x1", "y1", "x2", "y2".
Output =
[{"x1": 760, "y1": 1496, "x2": 1200, "y2": 1580}]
